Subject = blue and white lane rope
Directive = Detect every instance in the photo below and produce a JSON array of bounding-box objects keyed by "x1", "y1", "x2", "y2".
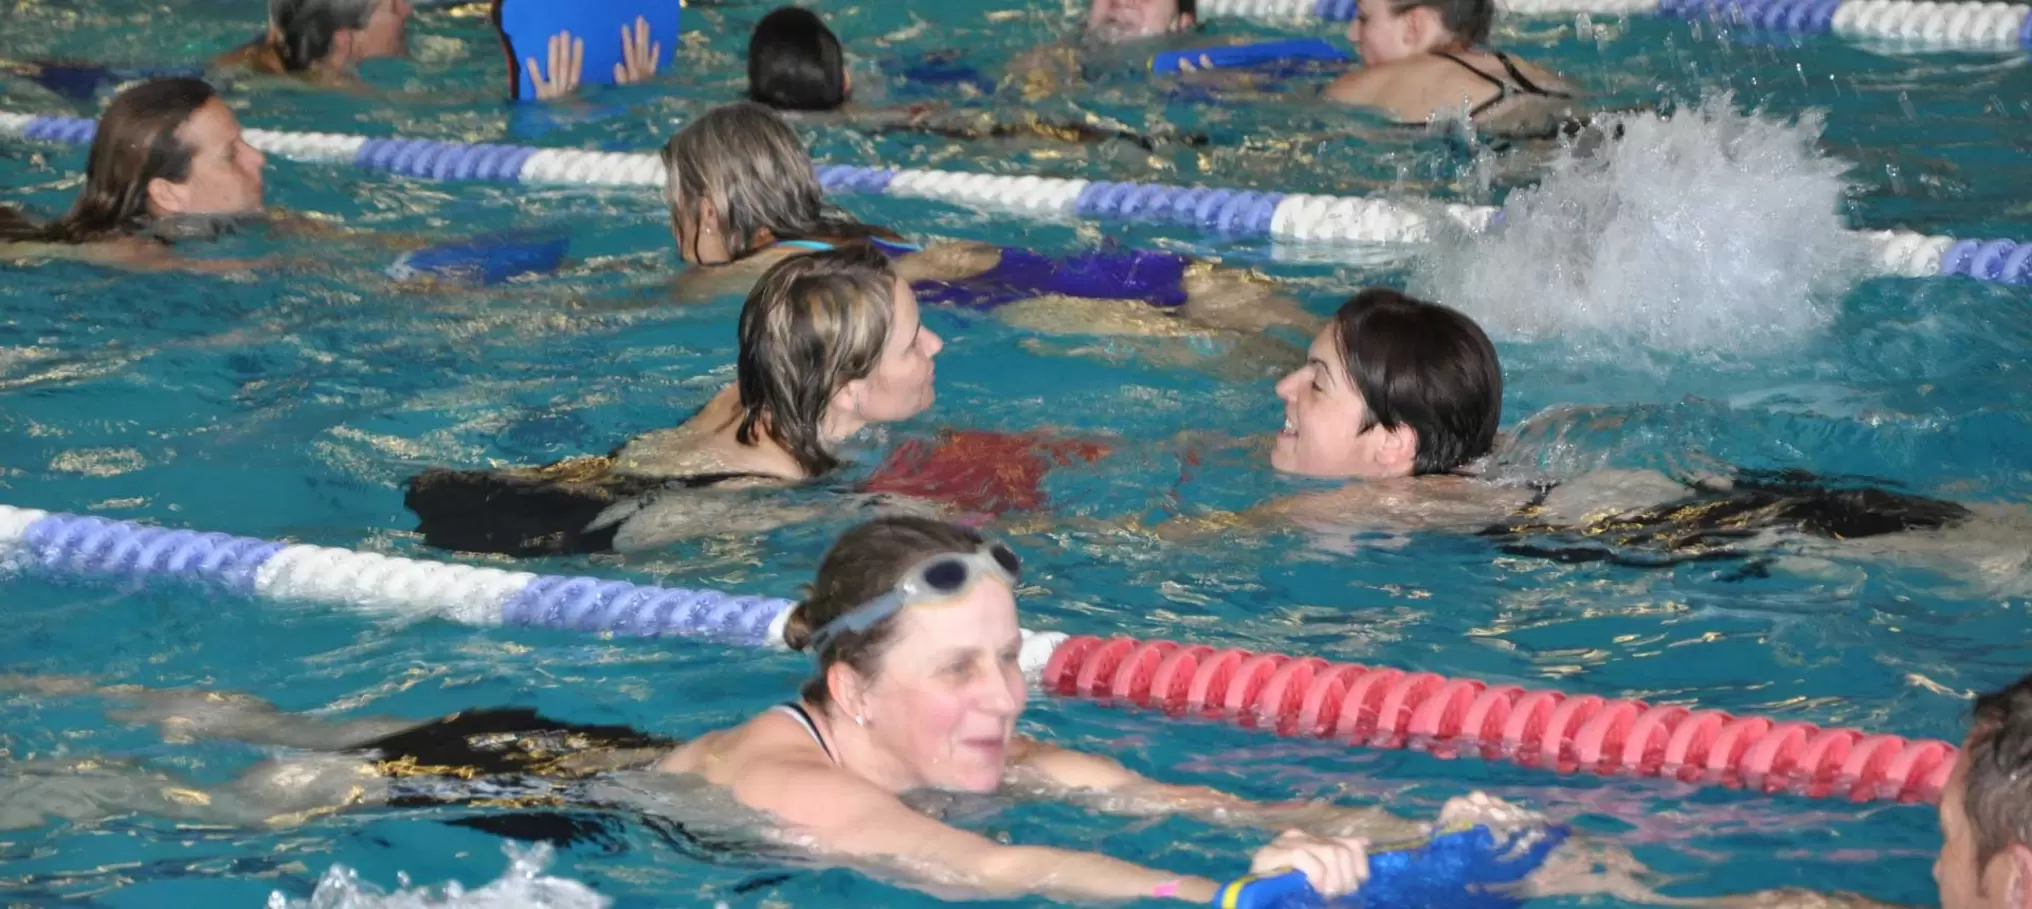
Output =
[
  {"x1": 0, "y1": 505, "x2": 1071, "y2": 674},
  {"x1": 1197, "y1": 0, "x2": 2032, "y2": 51},
  {"x1": 2, "y1": 113, "x2": 2024, "y2": 283}
]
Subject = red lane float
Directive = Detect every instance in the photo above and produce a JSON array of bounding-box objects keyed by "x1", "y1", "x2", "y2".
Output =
[{"x1": 1041, "y1": 635, "x2": 1957, "y2": 804}]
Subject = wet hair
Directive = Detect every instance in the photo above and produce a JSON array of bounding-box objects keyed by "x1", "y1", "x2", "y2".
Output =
[
  {"x1": 0, "y1": 205, "x2": 35, "y2": 242},
  {"x1": 35, "y1": 78, "x2": 217, "y2": 245},
  {"x1": 1963, "y1": 674, "x2": 2032, "y2": 871},
  {"x1": 1389, "y1": 0, "x2": 1494, "y2": 45},
  {"x1": 660, "y1": 102, "x2": 893, "y2": 263},
  {"x1": 269, "y1": 0, "x2": 376, "y2": 71},
  {"x1": 735, "y1": 242, "x2": 900, "y2": 478},
  {"x1": 1333, "y1": 288, "x2": 1501, "y2": 475},
  {"x1": 747, "y1": 7, "x2": 849, "y2": 112},
  {"x1": 782, "y1": 516, "x2": 989, "y2": 710}
]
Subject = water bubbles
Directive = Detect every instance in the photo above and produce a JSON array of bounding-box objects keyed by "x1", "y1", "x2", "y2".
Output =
[
  {"x1": 267, "y1": 843, "x2": 610, "y2": 909},
  {"x1": 1409, "y1": 92, "x2": 1868, "y2": 360}
]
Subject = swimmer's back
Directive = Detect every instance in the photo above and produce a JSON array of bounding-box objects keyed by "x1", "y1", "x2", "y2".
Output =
[
  {"x1": 1327, "y1": 52, "x2": 1572, "y2": 127},
  {"x1": 657, "y1": 706, "x2": 850, "y2": 825}
]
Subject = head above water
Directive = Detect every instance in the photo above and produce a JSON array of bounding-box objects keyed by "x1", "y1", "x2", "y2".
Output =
[
  {"x1": 1273, "y1": 288, "x2": 1501, "y2": 479},
  {"x1": 660, "y1": 102, "x2": 889, "y2": 265},
  {"x1": 1347, "y1": 0, "x2": 1493, "y2": 64},
  {"x1": 736, "y1": 243, "x2": 942, "y2": 477},
  {"x1": 1939, "y1": 674, "x2": 2032, "y2": 909},
  {"x1": 269, "y1": 0, "x2": 412, "y2": 72},
  {"x1": 748, "y1": 6, "x2": 851, "y2": 112},
  {"x1": 38, "y1": 78, "x2": 266, "y2": 244},
  {"x1": 1086, "y1": 0, "x2": 1197, "y2": 42},
  {"x1": 781, "y1": 516, "x2": 1026, "y2": 793}
]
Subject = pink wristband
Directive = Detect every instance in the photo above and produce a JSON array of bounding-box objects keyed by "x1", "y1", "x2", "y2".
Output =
[{"x1": 1152, "y1": 879, "x2": 1183, "y2": 898}]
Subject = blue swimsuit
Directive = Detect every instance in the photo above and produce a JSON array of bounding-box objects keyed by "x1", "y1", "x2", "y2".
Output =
[{"x1": 775, "y1": 237, "x2": 1191, "y2": 312}]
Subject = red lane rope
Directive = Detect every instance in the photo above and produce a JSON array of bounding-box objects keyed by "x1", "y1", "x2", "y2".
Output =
[{"x1": 1042, "y1": 635, "x2": 1957, "y2": 804}]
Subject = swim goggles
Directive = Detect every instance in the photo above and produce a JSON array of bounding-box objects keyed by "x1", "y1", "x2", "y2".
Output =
[{"x1": 807, "y1": 542, "x2": 1022, "y2": 658}]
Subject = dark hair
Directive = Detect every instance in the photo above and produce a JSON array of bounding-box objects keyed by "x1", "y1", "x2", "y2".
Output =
[
  {"x1": 270, "y1": 0, "x2": 376, "y2": 72},
  {"x1": 1333, "y1": 288, "x2": 1501, "y2": 475},
  {"x1": 1964, "y1": 674, "x2": 2032, "y2": 871},
  {"x1": 1179, "y1": 0, "x2": 1198, "y2": 17},
  {"x1": 0, "y1": 205, "x2": 36, "y2": 242},
  {"x1": 747, "y1": 7, "x2": 848, "y2": 112},
  {"x1": 782, "y1": 516, "x2": 988, "y2": 709},
  {"x1": 37, "y1": 78, "x2": 217, "y2": 245},
  {"x1": 735, "y1": 242, "x2": 899, "y2": 477},
  {"x1": 1393, "y1": 0, "x2": 1493, "y2": 45},
  {"x1": 660, "y1": 102, "x2": 894, "y2": 263}
]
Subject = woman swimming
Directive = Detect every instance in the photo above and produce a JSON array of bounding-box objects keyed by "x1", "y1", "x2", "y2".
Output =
[
  {"x1": 213, "y1": 0, "x2": 413, "y2": 85},
  {"x1": 405, "y1": 242, "x2": 943, "y2": 555},
  {"x1": 661, "y1": 101, "x2": 1319, "y2": 345},
  {"x1": 742, "y1": 7, "x2": 1202, "y2": 152},
  {"x1": 1323, "y1": 0, "x2": 1580, "y2": 134},
  {"x1": 0, "y1": 517, "x2": 1499, "y2": 903},
  {"x1": 1168, "y1": 288, "x2": 2019, "y2": 581},
  {"x1": 0, "y1": 79, "x2": 267, "y2": 267}
]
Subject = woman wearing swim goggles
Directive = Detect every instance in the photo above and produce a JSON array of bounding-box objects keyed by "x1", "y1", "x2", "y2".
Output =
[{"x1": 657, "y1": 515, "x2": 1387, "y2": 904}]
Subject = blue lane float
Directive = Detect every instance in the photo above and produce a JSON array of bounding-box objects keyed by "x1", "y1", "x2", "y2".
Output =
[
  {"x1": 0, "y1": 505, "x2": 789, "y2": 648},
  {"x1": 2, "y1": 112, "x2": 2023, "y2": 282}
]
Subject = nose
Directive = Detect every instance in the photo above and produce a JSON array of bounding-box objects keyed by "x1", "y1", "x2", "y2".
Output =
[
  {"x1": 244, "y1": 142, "x2": 267, "y2": 172},
  {"x1": 1346, "y1": 19, "x2": 1360, "y2": 44},
  {"x1": 1275, "y1": 368, "x2": 1303, "y2": 402},
  {"x1": 981, "y1": 670, "x2": 1021, "y2": 717},
  {"x1": 922, "y1": 327, "x2": 944, "y2": 358}
]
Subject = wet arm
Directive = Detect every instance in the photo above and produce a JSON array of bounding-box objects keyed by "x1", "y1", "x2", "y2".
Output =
[
  {"x1": 761, "y1": 761, "x2": 1222, "y2": 902},
  {"x1": 1011, "y1": 737, "x2": 1427, "y2": 840}
]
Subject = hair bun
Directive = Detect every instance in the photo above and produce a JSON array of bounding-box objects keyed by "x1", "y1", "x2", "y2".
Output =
[{"x1": 781, "y1": 600, "x2": 817, "y2": 651}]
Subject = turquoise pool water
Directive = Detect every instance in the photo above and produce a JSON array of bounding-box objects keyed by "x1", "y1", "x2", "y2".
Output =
[{"x1": 2, "y1": 0, "x2": 2029, "y2": 904}]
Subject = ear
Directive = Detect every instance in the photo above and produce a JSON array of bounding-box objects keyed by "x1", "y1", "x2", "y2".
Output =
[
  {"x1": 842, "y1": 67, "x2": 854, "y2": 97},
  {"x1": 146, "y1": 176, "x2": 187, "y2": 216},
  {"x1": 697, "y1": 196, "x2": 721, "y2": 234},
  {"x1": 827, "y1": 661, "x2": 871, "y2": 721},
  {"x1": 1376, "y1": 423, "x2": 1419, "y2": 475},
  {"x1": 2004, "y1": 844, "x2": 2032, "y2": 909},
  {"x1": 830, "y1": 378, "x2": 864, "y2": 420},
  {"x1": 1175, "y1": 12, "x2": 1197, "y2": 29},
  {"x1": 1403, "y1": 6, "x2": 1444, "y2": 49}
]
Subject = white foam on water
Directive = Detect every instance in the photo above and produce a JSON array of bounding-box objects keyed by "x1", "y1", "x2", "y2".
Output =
[
  {"x1": 266, "y1": 843, "x2": 611, "y2": 909},
  {"x1": 1411, "y1": 93, "x2": 1869, "y2": 358}
]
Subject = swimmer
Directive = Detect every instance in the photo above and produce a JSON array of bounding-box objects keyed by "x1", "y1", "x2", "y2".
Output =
[
  {"x1": 214, "y1": 0, "x2": 413, "y2": 86},
  {"x1": 0, "y1": 78, "x2": 447, "y2": 275},
  {"x1": 0, "y1": 79, "x2": 267, "y2": 270},
  {"x1": 0, "y1": 517, "x2": 1599, "y2": 904},
  {"x1": 1006, "y1": 0, "x2": 1205, "y2": 101},
  {"x1": 1935, "y1": 672, "x2": 2032, "y2": 909},
  {"x1": 405, "y1": 243, "x2": 943, "y2": 555},
  {"x1": 662, "y1": 102, "x2": 1319, "y2": 347},
  {"x1": 1164, "y1": 288, "x2": 2030, "y2": 588},
  {"x1": 745, "y1": 7, "x2": 1199, "y2": 150},
  {"x1": 1323, "y1": 0, "x2": 1582, "y2": 135}
]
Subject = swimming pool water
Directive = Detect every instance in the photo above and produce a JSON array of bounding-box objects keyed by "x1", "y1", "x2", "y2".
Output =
[{"x1": 1, "y1": 0, "x2": 2029, "y2": 904}]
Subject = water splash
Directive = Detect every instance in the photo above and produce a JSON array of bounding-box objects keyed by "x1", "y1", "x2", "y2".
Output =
[
  {"x1": 267, "y1": 843, "x2": 610, "y2": 909},
  {"x1": 1411, "y1": 93, "x2": 1868, "y2": 357}
]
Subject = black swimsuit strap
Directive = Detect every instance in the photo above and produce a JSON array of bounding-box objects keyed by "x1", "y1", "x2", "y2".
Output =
[
  {"x1": 777, "y1": 701, "x2": 838, "y2": 765},
  {"x1": 1491, "y1": 51, "x2": 1573, "y2": 100}
]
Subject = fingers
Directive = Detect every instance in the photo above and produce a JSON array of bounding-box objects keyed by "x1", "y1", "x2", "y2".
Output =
[{"x1": 524, "y1": 56, "x2": 549, "y2": 96}]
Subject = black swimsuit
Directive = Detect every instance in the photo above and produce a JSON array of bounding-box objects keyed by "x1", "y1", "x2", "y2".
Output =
[
  {"x1": 1431, "y1": 49, "x2": 1573, "y2": 120},
  {"x1": 357, "y1": 708, "x2": 800, "y2": 866},
  {"x1": 1479, "y1": 469, "x2": 1973, "y2": 569}
]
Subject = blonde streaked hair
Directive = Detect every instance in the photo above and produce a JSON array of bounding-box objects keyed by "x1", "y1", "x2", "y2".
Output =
[
  {"x1": 735, "y1": 242, "x2": 898, "y2": 475},
  {"x1": 659, "y1": 102, "x2": 887, "y2": 262}
]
